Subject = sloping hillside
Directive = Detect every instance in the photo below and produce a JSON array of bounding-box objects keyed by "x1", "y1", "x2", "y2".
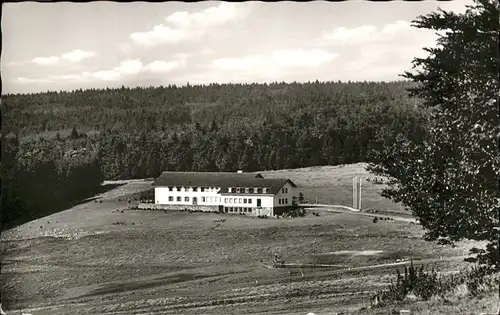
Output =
[{"x1": 261, "y1": 163, "x2": 407, "y2": 215}]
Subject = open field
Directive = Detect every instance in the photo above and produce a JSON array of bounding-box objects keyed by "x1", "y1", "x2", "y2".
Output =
[
  {"x1": 261, "y1": 163, "x2": 408, "y2": 216},
  {"x1": 0, "y1": 169, "x2": 495, "y2": 315}
]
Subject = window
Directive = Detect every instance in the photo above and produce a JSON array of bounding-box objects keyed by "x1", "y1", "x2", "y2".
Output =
[
  {"x1": 169, "y1": 196, "x2": 173, "y2": 201},
  {"x1": 177, "y1": 187, "x2": 181, "y2": 191},
  {"x1": 285, "y1": 188, "x2": 288, "y2": 193},
  {"x1": 243, "y1": 198, "x2": 247, "y2": 204},
  {"x1": 285, "y1": 198, "x2": 288, "y2": 204},
  {"x1": 185, "y1": 197, "x2": 190, "y2": 202},
  {"x1": 229, "y1": 198, "x2": 233, "y2": 204},
  {"x1": 236, "y1": 187, "x2": 240, "y2": 193},
  {"x1": 177, "y1": 196, "x2": 181, "y2": 201},
  {"x1": 193, "y1": 187, "x2": 198, "y2": 192},
  {"x1": 202, "y1": 197, "x2": 206, "y2": 202},
  {"x1": 248, "y1": 198, "x2": 252, "y2": 204},
  {"x1": 169, "y1": 187, "x2": 173, "y2": 191},
  {"x1": 200, "y1": 187, "x2": 205, "y2": 192},
  {"x1": 238, "y1": 198, "x2": 242, "y2": 204},
  {"x1": 245, "y1": 188, "x2": 249, "y2": 193},
  {"x1": 257, "y1": 188, "x2": 262, "y2": 194},
  {"x1": 278, "y1": 199, "x2": 281, "y2": 204},
  {"x1": 282, "y1": 188, "x2": 285, "y2": 193},
  {"x1": 224, "y1": 198, "x2": 228, "y2": 203}
]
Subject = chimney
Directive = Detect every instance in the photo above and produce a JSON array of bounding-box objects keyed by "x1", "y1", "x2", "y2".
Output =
[{"x1": 237, "y1": 170, "x2": 243, "y2": 173}]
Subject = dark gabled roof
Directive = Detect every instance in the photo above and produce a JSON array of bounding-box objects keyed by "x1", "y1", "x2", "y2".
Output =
[{"x1": 152, "y1": 172, "x2": 296, "y2": 195}]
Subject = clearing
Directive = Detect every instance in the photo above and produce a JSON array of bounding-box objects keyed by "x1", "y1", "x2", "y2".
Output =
[{"x1": 0, "y1": 164, "x2": 493, "y2": 315}]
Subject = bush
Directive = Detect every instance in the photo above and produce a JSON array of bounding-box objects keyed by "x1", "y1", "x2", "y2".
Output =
[
  {"x1": 282, "y1": 207, "x2": 306, "y2": 218},
  {"x1": 371, "y1": 262, "x2": 497, "y2": 307}
]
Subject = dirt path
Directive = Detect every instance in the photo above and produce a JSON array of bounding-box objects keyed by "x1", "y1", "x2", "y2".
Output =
[{"x1": 302, "y1": 204, "x2": 417, "y2": 223}]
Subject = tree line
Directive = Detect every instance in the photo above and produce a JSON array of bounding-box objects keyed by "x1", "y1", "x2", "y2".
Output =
[
  {"x1": 3, "y1": 80, "x2": 428, "y2": 180},
  {"x1": 1, "y1": 80, "x2": 429, "y2": 228},
  {"x1": 1, "y1": 132, "x2": 104, "y2": 231}
]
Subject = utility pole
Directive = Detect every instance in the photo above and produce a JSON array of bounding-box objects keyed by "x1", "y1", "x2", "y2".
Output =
[
  {"x1": 353, "y1": 176, "x2": 358, "y2": 209},
  {"x1": 358, "y1": 177, "x2": 362, "y2": 211},
  {"x1": 352, "y1": 176, "x2": 362, "y2": 210}
]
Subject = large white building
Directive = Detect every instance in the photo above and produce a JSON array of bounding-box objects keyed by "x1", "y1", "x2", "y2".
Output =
[{"x1": 151, "y1": 171, "x2": 298, "y2": 217}]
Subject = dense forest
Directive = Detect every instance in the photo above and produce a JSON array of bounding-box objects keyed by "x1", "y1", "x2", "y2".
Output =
[{"x1": 1, "y1": 81, "x2": 428, "y2": 229}]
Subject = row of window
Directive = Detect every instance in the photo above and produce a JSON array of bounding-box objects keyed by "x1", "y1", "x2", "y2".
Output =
[
  {"x1": 227, "y1": 187, "x2": 270, "y2": 194},
  {"x1": 167, "y1": 186, "x2": 219, "y2": 192},
  {"x1": 278, "y1": 198, "x2": 289, "y2": 204},
  {"x1": 167, "y1": 196, "x2": 222, "y2": 202},
  {"x1": 164, "y1": 196, "x2": 256, "y2": 204},
  {"x1": 224, "y1": 197, "x2": 253, "y2": 204},
  {"x1": 164, "y1": 186, "x2": 284, "y2": 194},
  {"x1": 226, "y1": 207, "x2": 252, "y2": 213}
]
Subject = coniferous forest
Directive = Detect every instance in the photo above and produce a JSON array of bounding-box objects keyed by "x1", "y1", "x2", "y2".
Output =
[{"x1": 1, "y1": 81, "x2": 429, "y2": 230}]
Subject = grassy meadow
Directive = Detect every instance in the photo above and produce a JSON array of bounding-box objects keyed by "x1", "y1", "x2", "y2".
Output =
[
  {"x1": 0, "y1": 164, "x2": 496, "y2": 315},
  {"x1": 261, "y1": 163, "x2": 408, "y2": 215}
]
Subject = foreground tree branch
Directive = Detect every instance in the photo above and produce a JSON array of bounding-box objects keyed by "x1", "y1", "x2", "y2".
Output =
[{"x1": 369, "y1": 0, "x2": 500, "y2": 270}]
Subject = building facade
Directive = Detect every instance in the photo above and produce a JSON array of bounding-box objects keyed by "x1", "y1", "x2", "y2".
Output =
[{"x1": 151, "y1": 171, "x2": 298, "y2": 216}]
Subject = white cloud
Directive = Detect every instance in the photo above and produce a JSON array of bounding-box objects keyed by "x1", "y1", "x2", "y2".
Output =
[
  {"x1": 32, "y1": 49, "x2": 96, "y2": 66},
  {"x1": 18, "y1": 56, "x2": 186, "y2": 86},
  {"x1": 201, "y1": 47, "x2": 215, "y2": 55},
  {"x1": 143, "y1": 60, "x2": 184, "y2": 73},
  {"x1": 90, "y1": 70, "x2": 121, "y2": 81},
  {"x1": 213, "y1": 55, "x2": 264, "y2": 72},
  {"x1": 272, "y1": 49, "x2": 338, "y2": 68},
  {"x1": 15, "y1": 76, "x2": 53, "y2": 84},
  {"x1": 165, "y1": 3, "x2": 249, "y2": 29},
  {"x1": 48, "y1": 73, "x2": 88, "y2": 82},
  {"x1": 317, "y1": 20, "x2": 429, "y2": 47},
  {"x1": 321, "y1": 25, "x2": 377, "y2": 43},
  {"x1": 32, "y1": 56, "x2": 60, "y2": 65},
  {"x1": 4, "y1": 60, "x2": 31, "y2": 67},
  {"x1": 118, "y1": 42, "x2": 133, "y2": 53},
  {"x1": 130, "y1": 25, "x2": 195, "y2": 47},
  {"x1": 213, "y1": 49, "x2": 338, "y2": 74},
  {"x1": 113, "y1": 59, "x2": 143, "y2": 75},
  {"x1": 131, "y1": 3, "x2": 252, "y2": 47},
  {"x1": 61, "y1": 49, "x2": 96, "y2": 62}
]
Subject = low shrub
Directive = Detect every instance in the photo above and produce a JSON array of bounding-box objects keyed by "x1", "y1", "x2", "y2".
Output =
[
  {"x1": 371, "y1": 262, "x2": 498, "y2": 308},
  {"x1": 282, "y1": 207, "x2": 306, "y2": 218}
]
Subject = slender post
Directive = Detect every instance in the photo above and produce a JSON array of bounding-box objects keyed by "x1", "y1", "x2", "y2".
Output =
[
  {"x1": 358, "y1": 177, "x2": 362, "y2": 211},
  {"x1": 353, "y1": 177, "x2": 358, "y2": 209}
]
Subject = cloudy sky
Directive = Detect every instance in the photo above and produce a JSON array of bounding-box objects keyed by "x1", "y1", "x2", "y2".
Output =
[{"x1": 2, "y1": 1, "x2": 473, "y2": 94}]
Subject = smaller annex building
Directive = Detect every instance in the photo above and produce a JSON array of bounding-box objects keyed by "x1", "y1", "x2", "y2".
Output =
[{"x1": 150, "y1": 171, "x2": 298, "y2": 217}]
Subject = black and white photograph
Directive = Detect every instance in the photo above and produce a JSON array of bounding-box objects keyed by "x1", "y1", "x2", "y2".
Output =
[{"x1": 1, "y1": 1, "x2": 499, "y2": 314}]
